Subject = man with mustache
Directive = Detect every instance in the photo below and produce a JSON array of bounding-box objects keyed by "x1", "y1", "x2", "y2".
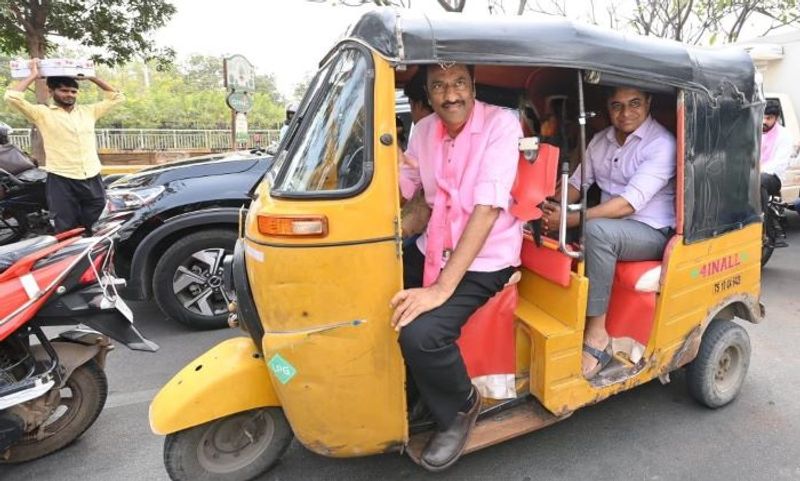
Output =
[
  {"x1": 4, "y1": 58, "x2": 124, "y2": 233},
  {"x1": 542, "y1": 86, "x2": 676, "y2": 379},
  {"x1": 391, "y1": 63, "x2": 522, "y2": 470}
]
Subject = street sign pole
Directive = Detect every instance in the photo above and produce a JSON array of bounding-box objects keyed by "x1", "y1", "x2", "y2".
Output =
[
  {"x1": 230, "y1": 109, "x2": 236, "y2": 150},
  {"x1": 223, "y1": 54, "x2": 256, "y2": 150}
]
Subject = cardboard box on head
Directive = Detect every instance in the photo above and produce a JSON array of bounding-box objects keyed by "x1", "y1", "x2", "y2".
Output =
[{"x1": 9, "y1": 58, "x2": 96, "y2": 79}]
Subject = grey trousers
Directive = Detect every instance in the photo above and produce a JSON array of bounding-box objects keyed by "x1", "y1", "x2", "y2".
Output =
[{"x1": 584, "y1": 218, "x2": 671, "y2": 317}]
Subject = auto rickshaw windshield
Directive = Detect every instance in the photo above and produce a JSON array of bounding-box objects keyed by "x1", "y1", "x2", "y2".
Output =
[{"x1": 271, "y1": 47, "x2": 371, "y2": 196}]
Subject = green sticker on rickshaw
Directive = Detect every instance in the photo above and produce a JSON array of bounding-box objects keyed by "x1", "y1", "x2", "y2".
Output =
[{"x1": 268, "y1": 354, "x2": 297, "y2": 384}]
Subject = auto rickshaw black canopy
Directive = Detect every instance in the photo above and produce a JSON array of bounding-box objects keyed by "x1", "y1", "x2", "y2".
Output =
[
  {"x1": 343, "y1": 9, "x2": 763, "y2": 242},
  {"x1": 346, "y1": 9, "x2": 754, "y2": 97}
]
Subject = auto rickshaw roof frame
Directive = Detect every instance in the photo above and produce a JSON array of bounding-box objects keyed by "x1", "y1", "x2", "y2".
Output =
[{"x1": 334, "y1": 8, "x2": 756, "y2": 101}]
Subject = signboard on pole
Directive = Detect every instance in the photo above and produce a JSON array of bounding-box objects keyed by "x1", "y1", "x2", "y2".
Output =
[
  {"x1": 223, "y1": 54, "x2": 255, "y2": 149},
  {"x1": 235, "y1": 113, "x2": 248, "y2": 143},
  {"x1": 223, "y1": 55, "x2": 256, "y2": 93},
  {"x1": 226, "y1": 91, "x2": 253, "y2": 113}
]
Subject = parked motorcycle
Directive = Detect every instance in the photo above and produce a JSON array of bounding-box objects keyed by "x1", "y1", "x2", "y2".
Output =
[
  {"x1": 762, "y1": 194, "x2": 790, "y2": 267},
  {"x1": 0, "y1": 222, "x2": 157, "y2": 463},
  {"x1": 0, "y1": 166, "x2": 51, "y2": 245}
]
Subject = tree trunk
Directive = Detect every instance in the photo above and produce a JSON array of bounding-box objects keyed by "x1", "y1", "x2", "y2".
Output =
[
  {"x1": 26, "y1": 29, "x2": 48, "y2": 165},
  {"x1": 436, "y1": 0, "x2": 466, "y2": 12}
]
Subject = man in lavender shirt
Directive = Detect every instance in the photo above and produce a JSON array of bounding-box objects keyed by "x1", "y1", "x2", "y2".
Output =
[{"x1": 542, "y1": 86, "x2": 676, "y2": 379}]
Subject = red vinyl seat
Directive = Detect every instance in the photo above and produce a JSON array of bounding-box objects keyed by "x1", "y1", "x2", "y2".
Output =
[
  {"x1": 510, "y1": 142, "x2": 559, "y2": 221},
  {"x1": 605, "y1": 260, "x2": 663, "y2": 350}
]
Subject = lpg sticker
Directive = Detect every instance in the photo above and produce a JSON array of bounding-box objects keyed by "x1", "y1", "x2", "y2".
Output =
[{"x1": 268, "y1": 354, "x2": 297, "y2": 384}]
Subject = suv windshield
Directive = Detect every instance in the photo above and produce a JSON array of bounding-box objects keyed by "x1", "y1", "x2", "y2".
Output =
[{"x1": 272, "y1": 47, "x2": 370, "y2": 195}]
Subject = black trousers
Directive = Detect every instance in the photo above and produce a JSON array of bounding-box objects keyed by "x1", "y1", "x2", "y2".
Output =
[
  {"x1": 45, "y1": 173, "x2": 106, "y2": 234},
  {"x1": 400, "y1": 245, "x2": 513, "y2": 429},
  {"x1": 761, "y1": 172, "x2": 782, "y2": 197}
]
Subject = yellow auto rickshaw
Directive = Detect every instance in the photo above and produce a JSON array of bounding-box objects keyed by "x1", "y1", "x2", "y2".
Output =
[{"x1": 149, "y1": 9, "x2": 764, "y2": 480}]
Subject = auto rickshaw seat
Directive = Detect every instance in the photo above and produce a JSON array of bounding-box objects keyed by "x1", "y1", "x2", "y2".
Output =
[
  {"x1": 520, "y1": 237, "x2": 571, "y2": 287},
  {"x1": 605, "y1": 235, "x2": 676, "y2": 361},
  {"x1": 458, "y1": 283, "x2": 518, "y2": 400},
  {"x1": 457, "y1": 133, "x2": 560, "y2": 400},
  {"x1": 510, "y1": 141, "x2": 559, "y2": 222},
  {"x1": 511, "y1": 140, "x2": 571, "y2": 286}
]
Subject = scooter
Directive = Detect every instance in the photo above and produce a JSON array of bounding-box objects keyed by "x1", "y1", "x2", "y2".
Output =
[
  {"x1": 0, "y1": 222, "x2": 157, "y2": 463},
  {"x1": 0, "y1": 166, "x2": 51, "y2": 245},
  {"x1": 762, "y1": 194, "x2": 790, "y2": 267}
]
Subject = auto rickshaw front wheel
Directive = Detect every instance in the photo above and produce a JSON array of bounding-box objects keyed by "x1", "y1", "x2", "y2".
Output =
[
  {"x1": 163, "y1": 407, "x2": 293, "y2": 481},
  {"x1": 686, "y1": 319, "x2": 751, "y2": 409}
]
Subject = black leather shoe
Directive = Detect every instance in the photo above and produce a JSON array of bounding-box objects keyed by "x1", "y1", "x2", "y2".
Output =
[{"x1": 420, "y1": 386, "x2": 481, "y2": 472}]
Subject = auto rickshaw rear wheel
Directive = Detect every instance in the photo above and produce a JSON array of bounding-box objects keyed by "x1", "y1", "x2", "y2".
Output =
[
  {"x1": 686, "y1": 319, "x2": 751, "y2": 409},
  {"x1": 163, "y1": 407, "x2": 292, "y2": 481}
]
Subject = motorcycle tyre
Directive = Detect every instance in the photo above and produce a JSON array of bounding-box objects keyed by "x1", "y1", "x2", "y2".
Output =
[
  {"x1": 762, "y1": 228, "x2": 775, "y2": 267},
  {"x1": 0, "y1": 360, "x2": 108, "y2": 463}
]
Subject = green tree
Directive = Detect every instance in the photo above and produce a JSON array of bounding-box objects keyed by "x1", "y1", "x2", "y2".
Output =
[
  {"x1": 0, "y1": 0, "x2": 176, "y2": 64},
  {"x1": 182, "y1": 54, "x2": 224, "y2": 91},
  {"x1": 292, "y1": 72, "x2": 314, "y2": 103},
  {"x1": 91, "y1": 54, "x2": 284, "y2": 130},
  {"x1": 0, "y1": 0, "x2": 176, "y2": 159},
  {"x1": 1, "y1": 52, "x2": 285, "y2": 132},
  {"x1": 314, "y1": 0, "x2": 800, "y2": 44},
  {"x1": 496, "y1": 0, "x2": 800, "y2": 44},
  {"x1": 254, "y1": 72, "x2": 283, "y2": 106}
]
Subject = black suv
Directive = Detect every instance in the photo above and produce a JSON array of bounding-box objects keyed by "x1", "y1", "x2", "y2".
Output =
[{"x1": 100, "y1": 150, "x2": 274, "y2": 329}]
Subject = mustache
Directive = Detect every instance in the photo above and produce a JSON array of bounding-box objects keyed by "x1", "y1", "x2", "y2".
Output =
[{"x1": 441, "y1": 100, "x2": 464, "y2": 109}]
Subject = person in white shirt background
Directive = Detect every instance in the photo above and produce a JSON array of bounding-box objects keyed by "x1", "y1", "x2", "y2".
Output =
[{"x1": 761, "y1": 100, "x2": 796, "y2": 199}]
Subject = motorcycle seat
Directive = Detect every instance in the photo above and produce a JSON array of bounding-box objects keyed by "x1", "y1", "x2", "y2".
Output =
[
  {"x1": 0, "y1": 236, "x2": 58, "y2": 273},
  {"x1": 15, "y1": 168, "x2": 47, "y2": 183}
]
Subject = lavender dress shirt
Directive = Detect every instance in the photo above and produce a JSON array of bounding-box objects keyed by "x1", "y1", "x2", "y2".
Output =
[{"x1": 569, "y1": 115, "x2": 676, "y2": 229}]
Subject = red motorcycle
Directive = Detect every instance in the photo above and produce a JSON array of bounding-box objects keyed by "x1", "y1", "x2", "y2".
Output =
[{"x1": 0, "y1": 221, "x2": 157, "y2": 463}]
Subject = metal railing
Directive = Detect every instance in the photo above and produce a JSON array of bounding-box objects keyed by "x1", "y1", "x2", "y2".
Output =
[{"x1": 9, "y1": 128, "x2": 281, "y2": 152}]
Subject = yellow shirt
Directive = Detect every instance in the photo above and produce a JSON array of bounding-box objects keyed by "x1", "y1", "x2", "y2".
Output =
[{"x1": 3, "y1": 89, "x2": 125, "y2": 180}]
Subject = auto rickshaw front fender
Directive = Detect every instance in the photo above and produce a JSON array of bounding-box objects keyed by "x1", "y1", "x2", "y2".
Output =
[{"x1": 149, "y1": 336, "x2": 280, "y2": 435}]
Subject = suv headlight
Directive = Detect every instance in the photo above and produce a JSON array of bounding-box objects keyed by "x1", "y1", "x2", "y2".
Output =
[{"x1": 105, "y1": 185, "x2": 165, "y2": 213}]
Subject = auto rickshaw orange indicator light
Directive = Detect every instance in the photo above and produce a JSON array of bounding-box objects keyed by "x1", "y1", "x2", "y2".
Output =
[{"x1": 257, "y1": 215, "x2": 328, "y2": 237}]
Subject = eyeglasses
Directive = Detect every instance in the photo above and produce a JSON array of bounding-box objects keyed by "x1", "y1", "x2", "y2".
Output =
[
  {"x1": 428, "y1": 78, "x2": 472, "y2": 96},
  {"x1": 609, "y1": 98, "x2": 645, "y2": 114}
]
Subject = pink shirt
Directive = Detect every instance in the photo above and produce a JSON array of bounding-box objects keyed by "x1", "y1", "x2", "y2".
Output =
[
  {"x1": 761, "y1": 122, "x2": 795, "y2": 181},
  {"x1": 400, "y1": 100, "x2": 523, "y2": 272}
]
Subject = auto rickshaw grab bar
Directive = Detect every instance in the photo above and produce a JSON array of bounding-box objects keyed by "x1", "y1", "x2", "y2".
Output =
[
  {"x1": 557, "y1": 171, "x2": 582, "y2": 260},
  {"x1": 558, "y1": 71, "x2": 586, "y2": 260}
]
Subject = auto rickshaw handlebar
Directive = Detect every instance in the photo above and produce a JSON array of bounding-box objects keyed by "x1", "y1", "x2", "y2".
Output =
[{"x1": 558, "y1": 169, "x2": 583, "y2": 260}]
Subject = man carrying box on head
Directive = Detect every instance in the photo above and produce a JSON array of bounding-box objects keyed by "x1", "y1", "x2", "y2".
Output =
[{"x1": 4, "y1": 58, "x2": 125, "y2": 234}]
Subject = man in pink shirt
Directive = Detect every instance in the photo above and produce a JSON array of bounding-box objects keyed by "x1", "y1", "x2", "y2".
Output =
[{"x1": 390, "y1": 63, "x2": 522, "y2": 471}]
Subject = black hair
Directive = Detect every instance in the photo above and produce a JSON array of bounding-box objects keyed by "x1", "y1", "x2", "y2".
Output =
[
  {"x1": 46, "y1": 76, "x2": 79, "y2": 90},
  {"x1": 419, "y1": 63, "x2": 475, "y2": 89},
  {"x1": 403, "y1": 69, "x2": 430, "y2": 107},
  {"x1": 604, "y1": 85, "x2": 652, "y2": 101},
  {"x1": 765, "y1": 99, "x2": 782, "y2": 117},
  {"x1": 0, "y1": 133, "x2": 7, "y2": 145}
]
